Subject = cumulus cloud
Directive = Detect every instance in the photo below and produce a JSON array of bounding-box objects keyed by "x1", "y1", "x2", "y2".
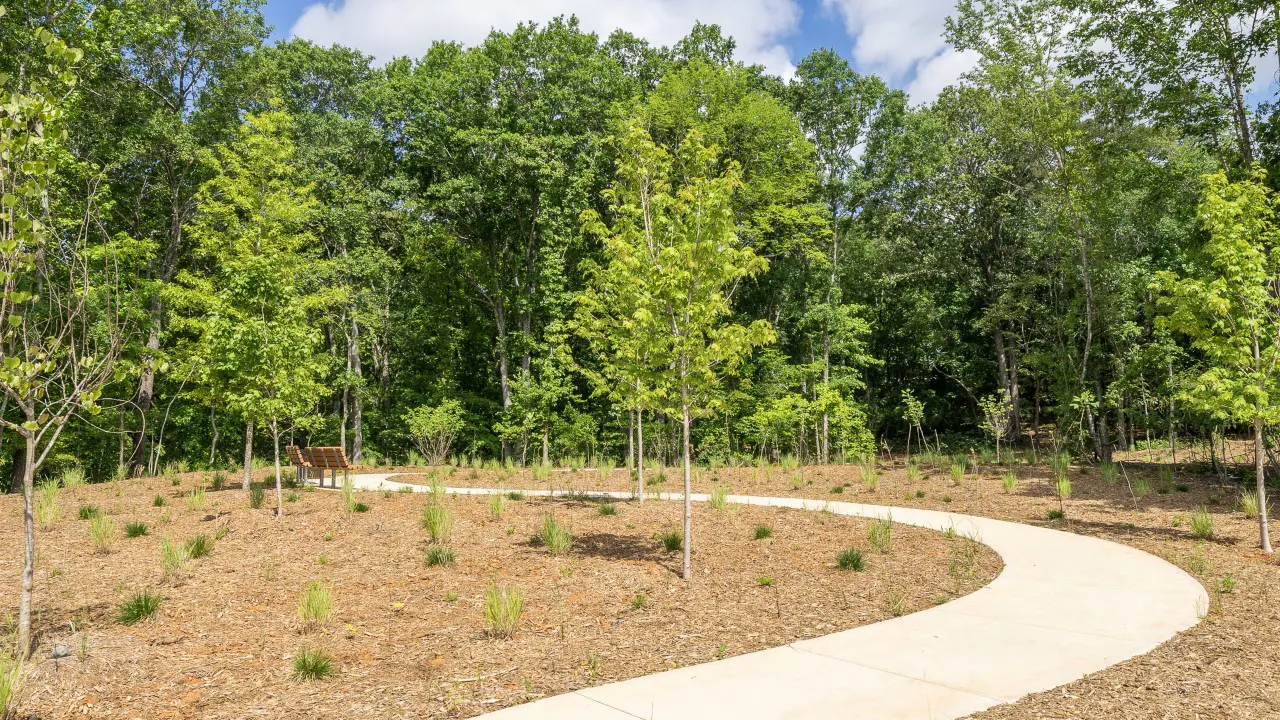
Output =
[
  {"x1": 820, "y1": 0, "x2": 975, "y2": 102},
  {"x1": 289, "y1": 0, "x2": 803, "y2": 77}
]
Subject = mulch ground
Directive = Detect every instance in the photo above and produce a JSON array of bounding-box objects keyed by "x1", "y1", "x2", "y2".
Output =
[
  {"x1": 0, "y1": 470, "x2": 997, "y2": 719},
  {"x1": 403, "y1": 456, "x2": 1279, "y2": 719}
]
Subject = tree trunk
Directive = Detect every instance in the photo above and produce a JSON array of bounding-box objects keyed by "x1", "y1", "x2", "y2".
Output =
[
  {"x1": 209, "y1": 407, "x2": 219, "y2": 467},
  {"x1": 636, "y1": 406, "x2": 646, "y2": 503},
  {"x1": 541, "y1": 424, "x2": 550, "y2": 466},
  {"x1": 17, "y1": 432, "x2": 35, "y2": 657},
  {"x1": 242, "y1": 420, "x2": 254, "y2": 493},
  {"x1": 681, "y1": 396, "x2": 693, "y2": 582},
  {"x1": 272, "y1": 418, "x2": 284, "y2": 516},
  {"x1": 495, "y1": 302, "x2": 512, "y2": 461},
  {"x1": 349, "y1": 315, "x2": 364, "y2": 464},
  {"x1": 1256, "y1": 415, "x2": 1272, "y2": 553}
]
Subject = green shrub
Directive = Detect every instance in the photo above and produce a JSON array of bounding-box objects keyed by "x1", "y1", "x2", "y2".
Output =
[
  {"x1": 756, "y1": 576, "x2": 774, "y2": 587},
  {"x1": 89, "y1": 516, "x2": 117, "y2": 553},
  {"x1": 905, "y1": 463, "x2": 921, "y2": 483},
  {"x1": 1047, "y1": 508, "x2": 1065, "y2": 520},
  {"x1": 631, "y1": 592, "x2": 650, "y2": 610},
  {"x1": 1000, "y1": 473, "x2": 1017, "y2": 494},
  {"x1": 425, "y1": 546, "x2": 456, "y2": 567},
  {"x1": 60, "y1": 465, "x2": 86, "y2": 490},
  {"x1": 124, "y1": 522, "x2": 149, "y2": 538},
  {"x1": 752, "y1": 523, "x2": 773, "y2": 540},
  {"x1": 949, "y1": 462, "x2": 965, "y2": 484},
  {"x1": 291, "y1": 647, "x2": 335, "y2": 681},
  {"x1": 830, "y1": 485, "x2": 844, "y2": 494},
  {"x1": 183, "y1": 534, "x2": 213, "y2": 559},
  {"x1": 1240, "y1": 489, "x2": 1261, "y2": 518},
  {"x1": 657, "y1": 529, "x2": 683, "y2": 552},
  {"x1": 249, "y1": 487, "x2": 265, "y2": 509},
  {"x1": 117, "y1": 590, "x2": 162, "y2": 625},
  {"x1": 867, "y1": 515, "x2": 893, "y2": 553},
  {"x1": 538, "y1": 514, "x2": 573, "y2": 554},
  {"x1": 185, "y1": 486, "x2": 206, "y2": 512},
  {"x1": 152, "y1": 494, "x2": 166, "y2": 507},
  {"x1": 1133, "y1": 476, "x2": 1152, "y2": 497},
  {"x1": 862, "y1": 466, "x2": 880, "y2": 492},
  {"x1": 1190, "y1": 507, "x2": 1214, "y2": 540},
  {"x1": 297, "y1": 581, "x2": 333, "y2": 627},
  {"x1": 507, "y1": 491, "x2": 525, "y2": 501},
  {"x1": 77, "y1": 504, "x2": 100, "y2": 520},
  {"x1": 597, "y1": 501, "x2": 617, "y2": 516},
  {"x1": 210, "y1": 471, "x2": 226, "y2": 491},
  {"x1": 483, "y1": 582, "x2": 524, "y2": 638},
  {"x1": 1218, "y1": 575, "x2": 1237, "y2": 594},
  {"x1": 421, "y1": 503, "x2": 453, "y2": 543},
  {"x1": 837, "y1": 547, "x2": 864, "y2": 571}
]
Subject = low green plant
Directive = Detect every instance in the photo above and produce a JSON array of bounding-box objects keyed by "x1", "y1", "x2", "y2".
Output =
[
  {"x1": 209, "y1": 471, "x2": 226, "y2": 491},
  {"x1": 297, "y1": 581, "x2": 333, "y2": 627},
  {"x1": 597, "y1": 501, "x2": 617, "y2": 516},
  {"x1": 1190, "y1": 507, "x2": 1215, "y2": 540},
  {"x1": 887, "y1": 586, "x2": 907, "y2": 616},
  {"x1": 488, "y1": 493, "x2": 506, "y2": 519},
  {"x1": 837, "y1": 547, "x2": 864, "y2": 571},
  {"x1": 77, "y1": 504, "x2": 100, "y2": 520},
  {"x1": 60, "y1": 465, "x2": 86, "y2": 490},
  {"x1": 421, "y1": 502, "x2": 453, "y2": 543},
  {"x1": 425, "y1": 545, "x2": 456, "y2": 567},
  {"x1": 184, "y1": 534, "x2": 213, "y2": 559},
  {"x1": 0, "y1": 651, "x2": 21, "y2": 718},
  {"x1": 531, "y1": 463, "x2": 551, "y2": 485},
  {"x1": 1133, "y1": 476, "x2": 1152, "y2": 497},
  {"x1": 1000, "y1": 472, "x2": 1017, "y2": 494},
  {"x1": 1100, "y1": 461, "x2": 1118, "y2": 485},
  {"x1": 507, "y1": 491, "x2": 525, "y2": 501},
  {"x1": 657, "y1": 529, "x2": 683, "y2": 552},
  {"x1": 1218, "y1": 575, "x2": 1237, "y2": 594},
  {"x1": 36, "y1": 480, "x2": 58, "y2": 530},
  {"x1": 862, "y1": 466, "x2": 880, "y2": 492},
  {"x1": 483, "y1": 582, "x2": 524, "y2": 638},
  {"x1": 631, "y1": 592, "x2": 650, "y2": 610},
  {"x1": 905, "y1": 462, "x2": 921, "y2": 483},
  {"x1": 708, "y1": 485, "x2": 729, "y2": 510},
  {"x1": 89, "y1": 516, "x2": 118, "y2": 553},
  {"x1": 830, "y1": 485, "x2": 844, "y2": 494},
  {"x1": 538, "y1": 514, "x2": 573, "y2": 555},
  {"x1": 185, "y1": 486, "x2": 207, "y2": 512},
  {"x1": 152, "y1": 494, "x2": 166, "y2": 507},
  {"x1": 949, "y1": 462, "x2": 965, "y2": 485},
  {"x1": 124, "y1": 521, "x2": 149, "y2": 538},
  {"x1": 1047, "y1": 508, "x2": 1065, "y2": 520},
  {"x1": 117, "y1": 590, "x2": 162, "y2": 625},
  {"x1": 752, "y1": 523, "x2": 773, "y2": 540},
  {"x1": 1239, "y1": 489, "x2": 1261, "y2": 518},
  {"x1": 756, "y1": 576, "x2": 774, "y2": 587},
  {"x1": 341, "y1": 475, "x2": 357, "y2": 513},
  {"x1": 1160, "y1": 465, "x2": 1174, "y2": 487},
  {"x1": 160, "y1": 539, "x2": 190, "y2": 581},
  {"x1": 867, "y1": 514, "x2": 893, "y2": 553},
  {"x1": 292, "y1": 647, "x2": 335, "y2": 681}
]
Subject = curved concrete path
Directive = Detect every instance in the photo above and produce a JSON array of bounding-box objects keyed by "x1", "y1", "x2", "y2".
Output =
[{"x1": 344, "y1": 473, "x2": 1206, "y2": 720}]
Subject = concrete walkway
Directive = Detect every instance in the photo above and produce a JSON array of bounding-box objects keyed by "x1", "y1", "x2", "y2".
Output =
[{"x1": 344, "y1": 473, "x2": 1206, "y2": 720}]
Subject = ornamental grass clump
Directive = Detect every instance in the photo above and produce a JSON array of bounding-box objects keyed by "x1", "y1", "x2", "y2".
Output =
[
  {"x1": 867, "y1": 515, "x2": 893, "y2": 553},
  {"x1": 708, "y1": 485, "x2": 729, "y2": 510},
  {"x1": 538, "y1": 514, "x2": 573, "y2": 555},
  {"x1": 297, "y1": 581, "x2": 333, "y2": 628},
  {"x1": 483, "y1": 582, "x2": 524, "y2": 638},
  {"x1": 89, "y1": 516, "x2": 117, "y2": 554},
  {"x1": 35, "y1": 480, "x2": 58, "y2": 531},
  {"x1": 1190, "y1": 507, "x2": 1215, "y2": 540},
  {"x1": 421, "y1": 501, "x2": 453, "y2": 543},
  {"x1": 837, "y1": 547, "x2": 864, "y2": 571},
  {"x1": 292, "y1": 647, "x2": 335, "y2": 681},
  {"x1": 117, "y1": 590, "x2": 162, "y2": 625}
]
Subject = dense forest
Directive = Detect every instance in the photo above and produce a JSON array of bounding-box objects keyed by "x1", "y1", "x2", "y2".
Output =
[{"x1": 4, "y1": 0, "x2": 1280, "y2": 487}]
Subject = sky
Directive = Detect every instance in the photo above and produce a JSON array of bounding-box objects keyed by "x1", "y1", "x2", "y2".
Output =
[{"x1": 260, "y1": 0, "x2": 979, "y2": 102}]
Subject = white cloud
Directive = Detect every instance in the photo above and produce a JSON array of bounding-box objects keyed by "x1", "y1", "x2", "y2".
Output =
[
  {"x1": 289, "y1": 0, "x2": 803, "y2": 78},
  {"x1": 820, "y1": 0, "x2": 975, "y2": 102}
]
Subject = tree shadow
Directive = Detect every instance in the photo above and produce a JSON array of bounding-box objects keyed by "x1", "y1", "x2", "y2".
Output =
[{"x1": 571, "y1": 532, "x2": 678, "y2": 572}]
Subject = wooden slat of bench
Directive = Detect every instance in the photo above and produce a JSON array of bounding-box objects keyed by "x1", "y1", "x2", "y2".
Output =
[
  {"x1": 307, "y1": 446, "x2": 350, "y2": 470},
  {"x1": 286, "y1": 445, "x2": 312, "y2": 467}
]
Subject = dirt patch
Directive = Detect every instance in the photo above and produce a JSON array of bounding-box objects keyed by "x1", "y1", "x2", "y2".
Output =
[
  {"x1": 0, "y1": 471, "x2": 997, "y2": 719},
  {"x1": 401, "y1": 457, "x2": 1277, "y2": 719}
]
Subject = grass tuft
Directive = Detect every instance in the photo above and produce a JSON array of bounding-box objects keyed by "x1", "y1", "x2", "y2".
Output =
[
  {"x1": 656, "y1": 529, "x2": 683, "y2": 552},
  {"x1": 538, "y1": 514, "x2": 574, "y2": 554},
  {"x1": 1000, "y1": 472, "x2": 1017, "y2": 494},
  {"x1": 425, "y1": 545, "x2": 456, "y2": 567},
  {"x1": 631, "y1": 592, "x2": 650, "y2": 610},
  {"x1": 597, "y1": 501, "x2": 617, "y2": 516},
  {"x1": 291, "y1": 647, "x2": 335, "y2": 681},
  {"x1": 1239, "y1": 489, "x2": 1260, "y2": 519},
  {"x1": 0, "y1": 651, "x2": 20, "y2": 718},
  {"x1": 124, "y1": 521, "x2": 149, "y2": 538},
  {"x1": 867, "y1": 515, "x2": 893, "y2": 553},
  {"x1": 249, "y1": 487, "x2": 265, "y2": 509},
  {"x1": 483, "y1": 582, "x2": 524, "y2": 638},
  {"x1": 421, "y1": 502, "x2": 453, "y2": 543},
  {"x1": 117, "y1": 590, "x2": 162, "y2": 625},
  {"x1": 708, "y1": 485, "x2": 729, "y2": 510},
  {"x1": 487, "y1": 493, "x2": 506, "y2": 520},
  {"x1": 78, "y1": 504, "x2": 100, "y2": 520},
  {"x1": 184, "y1": 534, "x2": 213, "y2": 559},
  {"x1": 752, "y1": 523, "x2": 773, "y2": 540},
  {"x1": 89, "y1": 516, "x2": 118, "y2": 553},
  {"x1": 152, "y1": 494, "x2": 166, "y2": 507},
  {"x1": 297, "y1": 581, "x2": 333, "y2": 628},
  {"x1": 836, "y1": 547, "x2": 864, "y2": 571},
  {"x1": 1190, "y1": 507, "x2": 1214, "y2": 540},
  {"x1": 160, "y1": 539, "x2": 190, "y2": 582}
]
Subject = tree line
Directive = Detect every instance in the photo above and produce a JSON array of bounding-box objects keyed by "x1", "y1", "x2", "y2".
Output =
[{"x1": 4, "y1": 0, "x2": 1280, "y2": 497}]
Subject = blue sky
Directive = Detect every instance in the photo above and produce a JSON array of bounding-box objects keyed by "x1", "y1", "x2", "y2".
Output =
[{"x1": 261, "y1": 0, "x2": 977, "y2": 101}]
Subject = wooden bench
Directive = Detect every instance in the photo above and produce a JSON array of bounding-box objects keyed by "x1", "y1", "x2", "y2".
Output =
[
  {"x1": 285, "y1": 445, "x2": 312, "y2": 483},
  {"x1": 304, "y1": 446, "x2": 351, "y2": 489}
]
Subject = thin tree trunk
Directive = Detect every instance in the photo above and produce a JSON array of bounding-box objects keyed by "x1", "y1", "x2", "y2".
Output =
[
  {"x1": 17, "y1": 432, "x2": 35, "y2": 657},
  {"x1": 242, "y1": 420, "x2": 254, "y2": 493},
  {"x1": 209, "y1": 407, "x2": 218, "y2": 467},
  {"x1": 1256, "y1": 415, "x2": 1272, "y2": 552},
  {"x1": 542, "y1": 424, "x2": 549, "y2": 466},
  {"x1": 349, "y1": 315, "x2": 363, "y2": 464},
  {"x1": 681, "y1": 394, "x2": 693, "y2": 582},
  {"x1": 272, "y1": 418, "x2": 284, "y2": 516},
  {"x1": 637, "y1": 405, "x2": 646, "y2": 503}
]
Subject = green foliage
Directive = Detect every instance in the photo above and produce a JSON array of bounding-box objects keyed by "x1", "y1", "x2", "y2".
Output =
[
  {"x1": 537, "y1": 514, "x2": 573, "y2": 555},
  {"x1": 1000, "y1": 473, "x2": 1017, "y2": 494},
  {"x1": 597, "y1": 502, "x2": 617, "y2": 516},
  {"x1": 487, "y1": 493, "x2": 506, "y2": 520},
  {"x1": 184, "y1": 534, "x2": 213, "y2": 559},
  {"x1": 404, "y1": 400, "x2": 466, "y2": 465},
  {"x1": 421, "y1": 502, "x2": 453, "y2": 543},
  {"x1": 249, "y1": 487, "x2": 265, "y2": 509},
  {"x1": 867, "y1": 515, "x2": 893, "y2": 553},
  {"x1": 160, "y1": 540, "x2": 190, "y2": 582},
  {"x1": 708, "y1": 486, "x2": 729, "y2": 510},
  {"x1": 657, "y1": 530, "x2": 683, "y2": 552},
  {"x1": 1190, "y1": 507, "x2": 1215, "y2": 540},
  {"x1": 752, "y1": 523, "x2": 773, "y2": 540},
  {"x1": 0, "y1": 651, "x2": 20, "y2": 719},
  {"x1": 425, "y1": 546, "x2": 456, "y2": 568},
  {"x1": 77, "y1": 505, "x2": 100, "y2": 521},
  {"x1": 89, "y1": 516, "x2": 117, "y2": 553},
  {"x1": 124, "y1": 522, "x2": 149, "y2": 538},
  {"x1": 35, "y1": 481, "x2": 58, "y2": 531},
  {"x1": 117, "y1": 590, "x2": 162, "y2": 625},
  {"x1": 631, "y1": 592, "x2": 650, "y2": 610}
]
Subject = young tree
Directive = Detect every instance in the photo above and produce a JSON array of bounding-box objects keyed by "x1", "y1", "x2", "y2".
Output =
[
  {"x1": 0, "y1": 19, "x2": 123, "y2": 656},
  {"x1": 585, "y1": 119, "x2": 774, "y2": 580},
  {"x1": 177, "y1": 109, "x2": 326, "y2": 513},
  {"x1": 978, "y1": 389, "x2": 1013, "y2": 462},
  {"x1": 1155, "y1": 170, "x2": 1280, "y2": 553},
  {"x1": 405, "y1": 399, "x2": 466, "y2": 465}
]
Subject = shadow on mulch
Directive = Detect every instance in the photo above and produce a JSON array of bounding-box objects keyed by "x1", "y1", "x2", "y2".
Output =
[
  {"x1": 1047, "y1": 516, "x2": 1241, "y2": 546},
  {"x1": 570, "y1": 532, "x2": 680, "y2": 572}
]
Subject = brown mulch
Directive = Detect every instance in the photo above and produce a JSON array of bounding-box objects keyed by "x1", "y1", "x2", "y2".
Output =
[
  {"x1": 0, "y1": 470, "x2": 997, "y2": 719},
  {"x1": 406, "y1": 457, "x2": 1279, "y2": 719}
]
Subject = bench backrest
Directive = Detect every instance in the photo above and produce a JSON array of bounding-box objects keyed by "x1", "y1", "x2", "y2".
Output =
[
  {"x1": 285, "y1": 445, "x2": 311, "y2": 467},
  {"x1": 306, "y1": 446, "x2": 350, "y2": 470}
]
